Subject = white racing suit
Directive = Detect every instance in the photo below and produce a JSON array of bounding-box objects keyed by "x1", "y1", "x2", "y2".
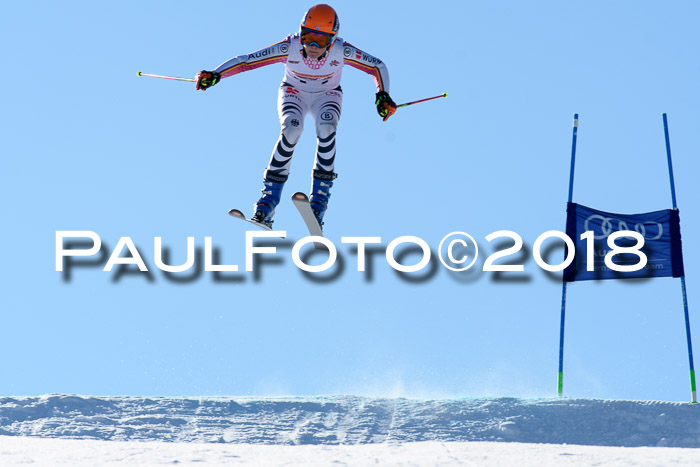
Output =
[{"x1": 214, "y1": 33, "x2": 390, "y2": 178}]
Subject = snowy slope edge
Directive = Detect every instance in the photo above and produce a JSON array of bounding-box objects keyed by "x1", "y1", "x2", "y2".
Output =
[{"x1": 0, "y1": 395, "x2": 698, "y2": 448}]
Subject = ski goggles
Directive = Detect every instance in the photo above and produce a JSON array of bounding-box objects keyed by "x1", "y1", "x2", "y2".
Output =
[{"x1": 300, "y1": 28, "x2": 334, "y2": 48}]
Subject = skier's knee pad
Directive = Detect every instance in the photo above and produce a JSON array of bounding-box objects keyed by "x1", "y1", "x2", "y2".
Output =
[
  {"x1": 315, "y1": 118, "x2": 338, "y2": 140},
  {"x1": 280, "y1": 115, "x2": 304, "y2": 145}
]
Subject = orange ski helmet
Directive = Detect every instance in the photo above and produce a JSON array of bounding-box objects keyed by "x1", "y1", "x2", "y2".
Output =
[{"x1": 300, "y1": 4, "x2": 339, "y2": 50}]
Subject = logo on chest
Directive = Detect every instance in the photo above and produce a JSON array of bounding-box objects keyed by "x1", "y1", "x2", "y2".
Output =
[{"x1": 302, "y1": 54, "x2": 329, "y2": 70}]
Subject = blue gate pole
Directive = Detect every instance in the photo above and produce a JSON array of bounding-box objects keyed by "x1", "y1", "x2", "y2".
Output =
[
  {"x1": 559, "y1": 113, "x2": 579, "y2": 396},
  {"x1": 663, "y1": 113, "x2": 697, "y2": 403}
]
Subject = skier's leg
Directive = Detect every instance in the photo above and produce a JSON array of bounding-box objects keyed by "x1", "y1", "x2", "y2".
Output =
[
  {"x1": 309, "y1": 89, "x2": 342, "y2": 226},
  {"x1": 311, "y1": 89, "x2": 341, "y2": 173},
  {"x1": 268, "y1": 85, "x2": 307, "y2": 177},
  {"x1": 254, "y1": 86, "x2": 308, "y2": 222}
]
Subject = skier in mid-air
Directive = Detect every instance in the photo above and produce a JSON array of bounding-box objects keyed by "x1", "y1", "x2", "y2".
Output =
[{"x1": 195, "y1": 4, "x2": 396, "y2": 230}]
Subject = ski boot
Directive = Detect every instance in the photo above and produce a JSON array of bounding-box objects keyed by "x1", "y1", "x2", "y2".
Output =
[
  {"x1": 253, "y1": 171, "x2": 288, "y2": 228},
  {"x1": 309, "y1": 169, "x2": 338, "y2": 229}
]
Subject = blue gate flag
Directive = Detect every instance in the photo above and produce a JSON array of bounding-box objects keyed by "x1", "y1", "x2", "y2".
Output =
[{"x1": 563, "y1": 202, "x2": 685, "y2": 282}]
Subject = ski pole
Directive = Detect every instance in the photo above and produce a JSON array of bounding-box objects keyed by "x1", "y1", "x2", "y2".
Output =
[
  {"x1": 136, "y1": 71, "x2": 195, "y2": 82},
  {"x1": 397, "y1": 92, "x2": 448, "y2": 109}
]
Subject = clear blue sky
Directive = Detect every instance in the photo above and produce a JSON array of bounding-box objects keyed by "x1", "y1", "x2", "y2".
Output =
[{"x1": 2, "y1": 0, "x2": 699, "y2": 401}]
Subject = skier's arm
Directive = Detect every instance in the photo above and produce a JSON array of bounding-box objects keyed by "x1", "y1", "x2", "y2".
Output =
[
  {"x1": 342, "y1": 42, "x2": 390, "y2": 93},
  {"x1": 196, "y1": 37, "x2": 291, "y2": 91},
  {"x1": 343, "y1": 42, "x2": 396, "y2": 121},
  {"x1": 214, "y1": 38, "x2": 291, "y2": 79}
]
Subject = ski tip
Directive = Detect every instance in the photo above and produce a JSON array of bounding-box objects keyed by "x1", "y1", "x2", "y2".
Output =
[
  {"x1": 313, "y1": 242, "x2": 329, "y2": 251},
  {"x1": 292, "y1": 192, "x2": 308, "y2": 201},
  {"x1": 137, "y1": 71, "x2": 142, "y2": 77},
  {"x1": 228, "y1": 208, "x2": 245, "y2": 218},
  {"x1": 443, "y1": 92, "x2": 448, "y2": 98}
]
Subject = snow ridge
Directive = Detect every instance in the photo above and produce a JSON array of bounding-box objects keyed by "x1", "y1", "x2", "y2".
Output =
[{"x1": 1, "y1": 395, "x2": 698, "y2": 447}]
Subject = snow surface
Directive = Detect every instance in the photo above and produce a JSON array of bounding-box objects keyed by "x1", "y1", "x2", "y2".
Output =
[
  {"x1": 1, "y1": 395, "x2": 700, "y2": 465},
  {"x1": 2, "y1": 436, "x2": 700, "y2": 466}
]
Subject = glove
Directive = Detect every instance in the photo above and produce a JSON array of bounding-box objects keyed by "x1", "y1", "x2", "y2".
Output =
[
  {"x1": 195, "y1": 70, "x2": 221, "y2": 91},
  {"x1": 375, "y1": 91, "x2": 397, "y2": 122}
]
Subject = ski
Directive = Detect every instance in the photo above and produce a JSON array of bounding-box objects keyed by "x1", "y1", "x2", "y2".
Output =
[
  {"x1": 291, "y1": 192, "x2": 327, "y2": 250},
  {"x1": 228, "y1": 208, "x2": 274, "y2": 231}
]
